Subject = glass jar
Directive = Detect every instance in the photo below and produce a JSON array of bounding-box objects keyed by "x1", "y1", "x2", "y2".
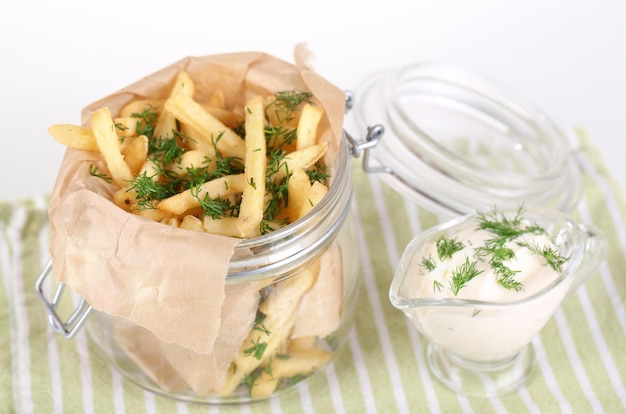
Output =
[
  {"x1": 351, "y1": 62, "x2": 582, "y2": 218},
  {"x1": 36, "y1": 133, "x2": 360, "y2": 404}
]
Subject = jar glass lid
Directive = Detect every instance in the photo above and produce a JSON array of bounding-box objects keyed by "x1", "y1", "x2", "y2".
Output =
[{"x1": 351, "y1": 63, "x2": 582, "y2": 218}]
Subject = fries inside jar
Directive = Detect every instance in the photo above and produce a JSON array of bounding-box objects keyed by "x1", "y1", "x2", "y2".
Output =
[{"x1": 47, "y1": 64, "x2": 359, "y2": 401}]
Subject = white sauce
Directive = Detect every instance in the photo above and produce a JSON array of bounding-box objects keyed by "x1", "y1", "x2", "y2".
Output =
[{"x1": 404, "y1": 217, "x2": 572, "y2": 362}]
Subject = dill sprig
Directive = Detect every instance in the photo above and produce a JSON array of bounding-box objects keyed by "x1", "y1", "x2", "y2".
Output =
[
  {"x1": 243, "y1": 337, "x2": 268, "y2": 360},
  {"x1": 148, "y1": 134, "x2": 186, "y2": 166},
  {"x1": 477, "y1": 205, "x2": 545, "y2": 241},
  {"x1": 126, "y1": 172, "x2": 176, "y2": 210},
  {"x1": 449, "y1": 257, "x2": 483, "y2": 296},
  {"x1": 421, "y1": 256, "x2": 437, "y2": 271},
  {"x1": 190, "y1": 185, "x2": 237, "y2": 219},
  {"x1": 88, "y1": 164, "x2": 112, "y2": 183},
  {"x1": 130, "y1": 108, "x2": 159, "y2": 138},
  {"x1": 306, "y1": 163, "x2": 330, "y2": 186},
  {"x1": 266, "y1": 90, "x2": 313, "y2": 125},
  {"x1": 436, "y1": 235, "x2": 465, "y2": 261},
  {"x1": 519, "y1": 241, "x2": 568, "y2": 273}
]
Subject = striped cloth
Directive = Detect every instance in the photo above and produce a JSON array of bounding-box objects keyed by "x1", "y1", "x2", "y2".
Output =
[{"x1": 2, "y1": 131, "x2": 625, "y2": 414}]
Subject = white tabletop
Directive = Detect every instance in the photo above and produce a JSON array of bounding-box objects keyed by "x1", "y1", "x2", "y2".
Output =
[{"x1": 1, "y1": 0, "x2": 624, "y2": 202}]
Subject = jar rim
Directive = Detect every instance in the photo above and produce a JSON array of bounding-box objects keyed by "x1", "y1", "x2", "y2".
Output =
[{"x1": 353, "y1": 62, "x2": 582, "y2": 217}]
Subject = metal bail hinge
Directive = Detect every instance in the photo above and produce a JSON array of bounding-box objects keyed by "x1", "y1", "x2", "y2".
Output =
[
  {"x1": 35, "y1": 260, "x2": 92, "y2": 338},
  {"x1": 345, "y1": 124, "x2": 391, "y2": 175},
  {"x1": 344, "y1": 90, "x2": 391, "y2": 175}
]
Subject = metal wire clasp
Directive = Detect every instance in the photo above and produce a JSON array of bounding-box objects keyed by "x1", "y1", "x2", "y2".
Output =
[
  {"x1": 35, "y1": 260, "x2": 92, "y2": 338},
  {"x1": 344, "y1": 91, "x2": 391, "y2": 175}
]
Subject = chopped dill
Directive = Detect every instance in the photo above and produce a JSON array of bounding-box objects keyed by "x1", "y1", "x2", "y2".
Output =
[
  {"x1": 88, "y1": 164, "x2": 112, "y2": 183},
  {"x1": 421, "y1": 256, "x2": 437, "y2": 271},
  {"x1": 449, "y1": 257, "x2": 483, "y2": 296},
  {"x1": 519, "y1": 241, "x2": 568, "y2": 273},
  {"x1": 436, "y1": 235, "x2": 465, "y2": 261}
]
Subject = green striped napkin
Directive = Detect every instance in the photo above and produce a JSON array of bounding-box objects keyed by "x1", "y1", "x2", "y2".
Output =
[{"x1": 2, "y1": 131, "x2": 625, "y2": 413}]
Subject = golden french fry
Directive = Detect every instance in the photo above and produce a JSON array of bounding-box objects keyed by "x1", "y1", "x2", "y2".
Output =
[
  {"x1": 170, "y1": 70, "x2": 195, "y2": 98},
  {"x1": 286, "y1": 168, "x2": 310, "y2": 222},
  {"x1": 180, "y1": 123, "x2": 219, "y2": 157},
  {"x1": 118, "y1": 99, "x2": 163, "y2": 118},
  {"x1": 258, "y1": 267, "x2": 317, "y2": 318},
  {"x1": 287, "y1": 336, "x2": 317, "y2": 352},
  {"x1": 238, "y1": 95, "x2": 267, "y2": 238},
  {"x1": 220, "y1": 310, "x2": 298, "y2": 396},
  {"x1": 113, "y1": 186, "x2": 137, "y2": 212},
  {"x1": 296, "y1": 104, "x2": 323, "y2": 150},
  {"x1": 161, "y1": 217, "x2": 180, "y2": 227},
  {"x1": 91, "y1": 107, "x2": 134, "y2": 187},
  {"x1": 152, "y1": 71, "x2": 194, "y2": 139},
  {"x1": 298, "y1": 181, "x2": 328, "y2": 218},
  {"x1": 157, "y1": 174, "x2": 246, "y2": 216},
  {"x1": 123, "y1": 135, "x2": 149, "y2": 175},
  {"x1": 202, "y1": 216, "x2": 243, "y2": 238},
  {"x1": 272, "y1": 347, "x2": 333, "y2": 378},
  {"x1": 273, "y1": 142, "x2": 328, "y2": 183},
  {"x1": 48, "y1": 124, "x2": 99, "y2": 152},
  {"x1": 113, "y1": 117, "x2": 139, "y2": 138},
  {"x1": 152, "y1": 110, "x2": 178, "y2": 140},
  {"x1": 133, "y1": 206, "x2": 173, "y2": 222},
  {"x1": 179, "y1": 215, "x2": 204, "y2": 232},
  {"x1": 201, "y1": 105, "x2": 245, "y2": 128},
  {"x1": 166, "y1": 149, "x2": 212, "y2": 177},
  {"x1": 138, "y1": 158, "x2": 161, "y2": 180},
  {"x1": 164, "y1": 93, "x2": 245, "y2": 159},
  {"x1": 249, "y1": 370, "x2": 279, "y2": 399}
]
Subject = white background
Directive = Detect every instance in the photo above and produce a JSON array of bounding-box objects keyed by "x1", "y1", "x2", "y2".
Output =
[{"x1": 1, "y1": 0, "x2": 625, "y2": 202}]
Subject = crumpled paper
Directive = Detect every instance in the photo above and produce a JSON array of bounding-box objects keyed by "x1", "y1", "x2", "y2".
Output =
[{"x1": 47, "y1": 48, "x2": 346, "y2": 360}]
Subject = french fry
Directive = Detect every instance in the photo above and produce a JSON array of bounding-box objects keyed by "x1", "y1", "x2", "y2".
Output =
[
  {"x1": 152, "y1": 110, "x2": 178, "y2": 141},
  {"x1": 249, "y1": 370, "x2": 279, "y2": 399},
  {"x1": 118, "y1": 99, "x2": 163, "y2": 118},
  {"x1": 296, "y1": 104, "x2": 323, "y2": 150},
  {"x1": 238, "y1": 95, "x2": 267, "y2": 238},
  {"x1": 220, "y1": 311, "x2": 298, "y2": 396},
  {"x1": 179, "y1": 215, "x2": 204, "y2": 232},
  {"x1": 156, "y1": 174, "x2": 246, "y2": 216},
  {"x1": 272, "y1": 347, "x2": 333, "y2": 378},
  {"x1": 138, "y1": 158, "x2": 161, "y2": 180},
  {"x1": 123, "y1": 135, "x2": 149, "y2": 175},
  {"x1": 298, "y1": 181, "x2": 328, "y2": 218},
  {"x1": 91, "y1": 107, "x2": 134, "y2": 187},
  {"x1": 133, "y1": 206, "x2": 173, "y2": 222},
  {"x1": 166, "y1": 149, "x2": 212, "y2": 177},
  {"x1": 161, "y1": 217, "x2": 180, "y2": 228},
  {"x1": 257, "y1": 267, "x2": 317, "y2": 318},
  {"x1": 113, "y1": 117, "x2": 139, "y2": 138},
  {"x1": 113, "y1": 186, "x2": 137, "y2": 212},
  {"x1": 286, "y1": 168, "x2": 311, "y2": 222},
  {"x1": 202, "y1": 216, "x2": 242, "y2": 238},
  {"x1": 48, "y1": 124, "x2": 99, "y2": 152},
  {"x1": 273, "y1": 142, "x2": 328, "y2": 183},
  {"x1": 164, "y1": 93, "x2": 245, "y2": 159},
  {"x1": 152, "y1": 71, "x2": 194, "y2": 139},
  {"x1": 287, "y1": 335, "x2": 317, "y2": 352},
  {"x1": 202, "y1": 105, "x2": 245, "y2": 128}
]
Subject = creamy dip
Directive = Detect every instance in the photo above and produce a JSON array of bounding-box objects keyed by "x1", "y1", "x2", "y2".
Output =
[
  {"x1": 415, "y1": 222, "x2": 563, "y2": 302},
  {"x1": 402, "y1": 210, "x2": 572, "y2": 362}
]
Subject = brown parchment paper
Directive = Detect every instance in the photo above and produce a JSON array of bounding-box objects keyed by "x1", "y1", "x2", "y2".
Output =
[{"x1": 48, "y1": 49, "x2": 346, "y2": 356}]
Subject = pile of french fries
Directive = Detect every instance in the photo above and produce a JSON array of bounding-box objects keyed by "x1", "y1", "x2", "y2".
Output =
[
  {"x1": 49, "y1": 70, "x2": 330, "y2": 238},
  {"x1": 49, "y1": 70, "x2": 342, "y2": 397}
]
